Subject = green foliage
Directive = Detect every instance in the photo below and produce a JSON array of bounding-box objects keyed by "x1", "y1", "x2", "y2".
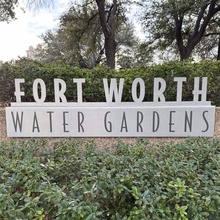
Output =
[
  {"x1": 0, "y1": 0, "x2": 18, "y2": 22},
  {"x1": 0, "y1": 138, "x2": 219, "y2": 219},
  {"x1": 28, "y1": 1, "x2": 139, "y2": 69},
  {"x1": 1, "y1": 59, "x2": 220, "y2": 105},
  {"x1": 140, "y1": 0, "x2": 220, "y2": 60}
]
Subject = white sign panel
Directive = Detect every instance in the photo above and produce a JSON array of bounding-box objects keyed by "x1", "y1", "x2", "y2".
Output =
[
  {"x1": 6, "y1": 103, "x2": 215, "y2": 137},
  {"x1": 5, "y1": 77, "x2": 216, "y2": 137}
]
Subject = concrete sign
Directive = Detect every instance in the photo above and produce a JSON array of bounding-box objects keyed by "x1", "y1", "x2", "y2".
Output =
[{"x1": 6, "y1": 77, "x2": 215, "y2": 137}]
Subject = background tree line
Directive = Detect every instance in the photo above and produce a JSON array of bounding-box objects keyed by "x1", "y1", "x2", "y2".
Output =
[{"x1": 1, "y1": 0, "x2": 220, "y2": 69}]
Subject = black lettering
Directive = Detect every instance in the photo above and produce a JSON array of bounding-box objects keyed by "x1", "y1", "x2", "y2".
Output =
[
  {"x1": 202, "y1": 111, "x2": 209, "y2": 132},
  {"x1": 152, "y1": 111, "x2": 160, "y2": 132},
  {"x1": 104, "y1": 111, "x2": 112, "y2": 132},
  {"x1": 11, "y1": 111, "x2": 23, "y2": 132},
  {"x1": 63, "y1": 111, "x2": 69, "y2": 133},
  {"x1": 184, "y1": 111, "x2": 193, "y2": 132},
  {"x1": 121, "y1": 111, "x2": 128, "y2": 132},
  {"x1": 78, "y1": 112, "x2": 84, "y2": 132},
  {"x1": 32, "y1": 112, "x2": 40, "y2": 132},
  {"x1": 47, "y1": 111, "x2": 54, "y2": 132},
  {"x1": 169, "y1": 111, "x2": 176, "y2": 132},
  {"x1": 137, "y1": 111, "x2": 143, "y2": 132}
]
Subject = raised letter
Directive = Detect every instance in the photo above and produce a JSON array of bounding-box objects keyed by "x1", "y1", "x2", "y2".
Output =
[
  {"x1": 78, "y1": 112, "x2": 84, "y2": 132},
  {"x1": 137, "y1": 111, "x2": 143, "y2": 132},
  {"x1": 103, "y1": 78, "x2": 124, "y2": 102},
  {"x1": 153, "y1": 78, "x2": 166, "y2": 102},
  {"x1": 32, "y1": 112, "x2": 40, "y2": 132},
  {"x1": 104, "y1": 111, "x2": 112, "y2": 132},
  {"x1": 63, "y1": 111, "x2": 69, "y2": 132},
  {"x1": 152, "y1": 111, "x2": 160, "y2": 132},
  {"x1": 132, "y1": 78, "x2": 145, "y2": 102},
  {"x1": 14, "y1": 79, "x2": 25, "y2": 102},
  {"x1": 54, "y1": 79, "x2": 67, "y2": 103},
  {"x1": 11, "y1": 111, "x2": 23, "y2": 132},
  {"x1": 202, "y1": 111, "x2": 209, "y2": 132},
  {"x1": 73, "y1": 79, "x2": 85, "y2": 103},
  {"x1": 33, "y1": 79, "x2": 46, "y2": 103},
  {"x1": 174, "y1": 77, "x2": 186, "y2": 102},
  {"x1": 121, "y1": 111, "x2": 128, "y2": 132},
  {"x1": 192, "y1": 77, "x2": 207, "y2": 102},
  {"x1": 184, "y1": 111, "x2": 192, "y2": 132}
]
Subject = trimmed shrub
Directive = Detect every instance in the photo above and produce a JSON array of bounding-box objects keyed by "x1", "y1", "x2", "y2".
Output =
[
  {"x1": 1, "y1": 59, "x2": 220, "y2": 105},
  {"x1": 0, "y1": 138, "x2": 219, "y2": 219}
]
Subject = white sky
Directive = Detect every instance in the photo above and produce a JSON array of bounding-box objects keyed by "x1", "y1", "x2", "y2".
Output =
[{"x1": 0, "y1": 0, "x2": 69, "y2": 62}]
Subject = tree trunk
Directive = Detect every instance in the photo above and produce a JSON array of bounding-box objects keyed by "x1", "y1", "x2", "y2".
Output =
[
  {"x1": 105, "y1": 34, "x2": 116, "y2": 69},
  {"x1": 217, "y1": 35, "x2": 220, "y2": 60},
  {"x1": 96, "y1": 0, "x2": 117, "y2": 69},
  {"x1": 179, "y1": 45, "x2": 194, "y2": 61}
]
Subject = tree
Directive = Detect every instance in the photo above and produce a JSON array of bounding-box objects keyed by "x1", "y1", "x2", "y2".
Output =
[
  {"x1": 27, "y1": 1, "x2": 140, "y2": 69},
  {"x1": 83, "y1": 0, "x2": 139, "y2": 69},
  {"x1": 0, "y1": 0, "x2": 18, "y2": 22},
  {"x1": 194, "y1": 31, "x2": 220, "y2": 60},
  {"x1": 141, "y1": 0, "x2": 220, "y2": 61},
  {"x1": 59, "y1": 3, "x2": 104, "y2": 68},
  {"x1": 122, "y1": 41, "x2": 154, "y2": 67},
  {"x1": 25, "y1": 3, "x2": 101, "y2": 67},
  {"x1": 198, "y1": 15, "x2": 220, "y2": 60}
]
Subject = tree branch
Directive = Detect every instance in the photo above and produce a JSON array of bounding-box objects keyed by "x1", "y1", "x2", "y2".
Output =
[
  {"x1": 96, "y1": 0, "x2": 111, "y2": 35},
  {"x1": 189, "y1": 0, "x2": 220, "y2": 48},
  {"x1": 193, "y1": 3, "x2": 209, "y2": 38},
  {"x1": 78, "y1": 12, "x2": 100, "y2": 40},
  {"x1": 203, "y1": 32, "x2": 220, "y2": 37}
]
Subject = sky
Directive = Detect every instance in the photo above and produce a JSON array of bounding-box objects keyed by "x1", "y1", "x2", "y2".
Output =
[{"x1": 0, "y1": 0, "x2": 69, "y2": 62}]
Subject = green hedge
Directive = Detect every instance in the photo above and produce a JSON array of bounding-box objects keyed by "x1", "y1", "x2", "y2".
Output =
[
  {"x1": 1, "y1": 59, "x2": 220, "y2": 105},
  {"x1": 0, "y1": 138, "x2": 219, "y2": 219}
]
